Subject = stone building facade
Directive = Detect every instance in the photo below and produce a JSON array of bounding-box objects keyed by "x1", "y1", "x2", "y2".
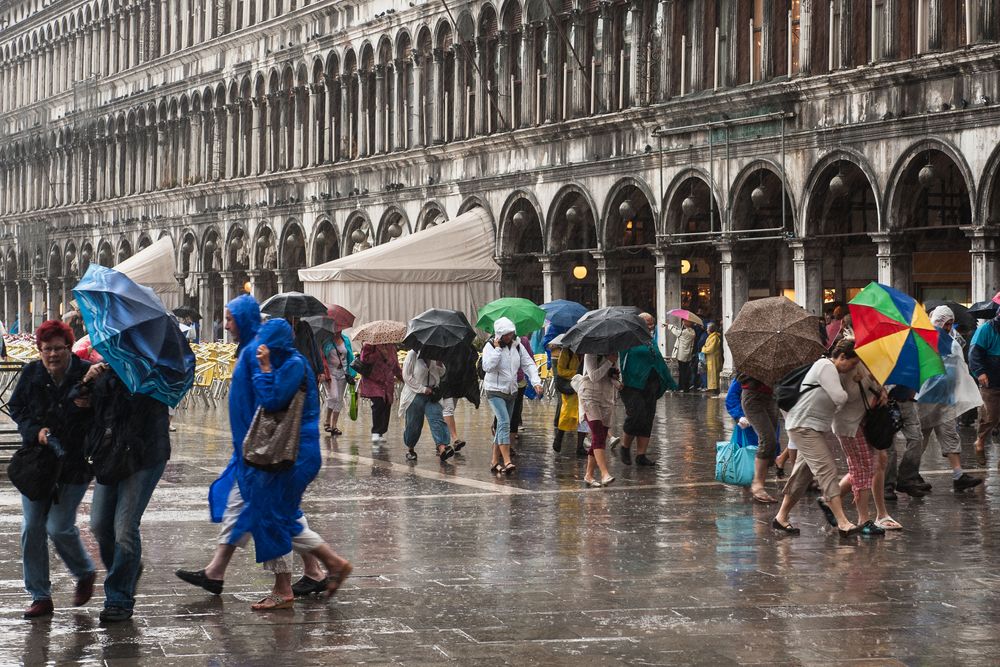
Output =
[{"x1": 2, "y1": 0, "x2": 1000, "y2": 369}]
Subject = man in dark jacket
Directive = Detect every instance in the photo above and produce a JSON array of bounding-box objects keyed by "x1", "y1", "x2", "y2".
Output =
[
  {"x1": 85, "y1": 365, "x2": 171, "y2": 623},
  {"x1": 969, "y1": 313, "x2": 1000, "y2": 464},
  {"x1": 9, "y1": 320, "x2": 96, "y2": 619}
]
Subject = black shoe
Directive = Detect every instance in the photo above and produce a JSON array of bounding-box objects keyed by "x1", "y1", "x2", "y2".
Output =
[
  {"x1": 438, "y1": 445, "x2": 455, "y2": 463},
  {"x1": 838, "y1": 525, "x2": 861, "y2": 538},
  {"x1": 405, "y1": 449, "x2": 418, "y2": 461},
  {"x1": 896, "y1": 483, "x2": 927, "y2": 498},
  {"x1": 291, "y1": 575, "x2": 328, "y2": 597},
  {"x1": 576, "y1": 444, "x2": 588, "y2": 458},
  {"x1": 635, "y1": 454, "x2": 656, "y2": 467},
  {"x1": 816, "y1": 499, "x2": 838, "y2": 527},
  {"x1": 953, "y1": 473, "x2": 984, "y2": 492},
  {"x1": 552, "y1": 434, "x2": 563, "y2": 453},
  {"x1": 175, "y1": 569, "x2": 224, "y2": 595},
  {"x1": 453, "y1": 440, "x2": 466, "y2": 452},
  {"x1": 620, "y1": 447, "x2": 632, "y2": 465},
  {"x1": 883, "y1": 487, "x2": 898, "y2": 502},
  {"x1": 99, "y1": 606, "x2": 133, "y2": 623},
  {"x1": 775, "y1": 466, "x2": 785, "y2": 479},
  {"x1": 771, "y1": 518, "x2": 800, "y2": 535},
  {"x1": 331, "y1": 428, "x2": 343, "y2": 436},
  {"x1": 860, "y1": 520, "x2": 886, "y2": 537}
]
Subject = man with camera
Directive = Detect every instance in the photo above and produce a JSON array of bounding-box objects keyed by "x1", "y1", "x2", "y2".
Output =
[{"x1": 399, "y1": 348, "x2": 453, "y2": 463}]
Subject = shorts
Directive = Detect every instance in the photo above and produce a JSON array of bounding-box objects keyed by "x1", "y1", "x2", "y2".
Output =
[
  {"x1": 441, "y1": 397, "x2": 456, "y2": 418},
  {"x1": 838, "y1": 430, "x2": 875, "y2": 491}
]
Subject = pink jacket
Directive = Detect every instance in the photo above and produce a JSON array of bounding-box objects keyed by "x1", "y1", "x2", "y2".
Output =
[{"x1": 358, "y1": 343, "x2": 402, "y2": 402}]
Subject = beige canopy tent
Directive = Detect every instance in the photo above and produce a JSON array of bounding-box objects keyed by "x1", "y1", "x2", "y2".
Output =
[
  {"x1": 299, "y1": 207, "x2": 500, "y2": 324},
  {"x1": 113, "y1": 236, "x2": 181, "y2": 310}
]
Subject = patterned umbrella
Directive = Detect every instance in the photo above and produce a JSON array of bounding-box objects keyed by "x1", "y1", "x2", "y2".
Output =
[
  {"x1": 477, "y1": 297, "x2": 546, "y2": 336},
  {"x1": 849, "y1": 282, "x2": 946, "y2": 389},
  {"x1": 350, "y1": 320, "x2": 407, "y2": 345},
  {"x1": 727, "y1": 296, "x2": 826, "y2": 386},
  {"x1": 73, "y1": 264, "x2": 195, "y2": 407}
]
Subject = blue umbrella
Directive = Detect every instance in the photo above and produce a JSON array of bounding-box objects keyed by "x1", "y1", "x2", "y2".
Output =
[
  {"x1": 540, "y1": 299, "x2": 588, "y2": 329},
  {"x1": 73, "y1": 264, "x2": 196, "y2": 407}
]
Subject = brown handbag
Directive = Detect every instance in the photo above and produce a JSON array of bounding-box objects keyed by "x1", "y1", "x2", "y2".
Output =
[{"x1": 242, "y1": 381, "x2": 307, "y2": 473}]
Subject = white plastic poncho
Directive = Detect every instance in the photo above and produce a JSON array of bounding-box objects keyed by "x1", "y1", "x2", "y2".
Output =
[{"x1": 916, "y1": 314, "x2": 982, "y2": 428}]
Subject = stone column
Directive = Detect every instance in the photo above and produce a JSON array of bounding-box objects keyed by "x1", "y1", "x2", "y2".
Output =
[
  {"x1": 393, "y1": 64, "x2": 406, "y2": 150},
  {"x1": 226, "y1": 104, "x2": 238, "y2": 177},
  {"x1": 927, "y1": 0, "x2": 942, "y2": 50},
  {"x1": 355, "y1": 72, "x2": 366, "y2": 156},
  {"x1": 155, "y1": 123, "x2": 166, "y2": 189},
  {"x1": 373, "y1": 66, "x2": 386, "y2": 152},
  {"x1": 220, "y1": 271, "x2": 233, "y2": 342},
  {"x1": 338, "y1": 75, "x2": 351, "y2": 159},
  {"x1": 545, "y1": 20, "x2": 559, "y2": 122},
  {"x1": 326, "y1": 76, "x2": 339, "y2": 161},
  {"x1": 197, "y1": 272, "x2": 211, "y2": 337},
  {"x1": 717, "y1": 240, "x2": 748, "y2": 380},
  {"x1": 593, "y1": 251, "x2": 622, "y2": 308},
  {"x1": 190, "y1": 113, "x2": 203, "y2": 183},
  {"x1": 21, "y1": 280, "x2": 33, "y2": 332},
  {"x1": 309, "y1": 83, "x2": 322, "y2": 165},
  {"x1": 870, "y1": 231, "x2": 912, "y2": 294},
  {"x1": 967, "y1": 227, "x2": 1000, "y2": 303},
  {"x1": 495, "y1": 258, "x2": 519, "y2": 297},
  {"x1": 540, "y1": 256, "x2": 567, "y2": 303},
  {"x1": 655, "y1": 248, "x2": 681, "y2": 358},
  {"x1": 251, "y1": 98, "x2": 262, "y2": 174},
  {"x1": 788, "y1": 238, "x2": 824, "y2": 316}
]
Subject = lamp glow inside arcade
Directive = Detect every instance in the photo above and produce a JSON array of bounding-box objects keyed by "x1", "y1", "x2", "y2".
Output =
[{"x1": 572, "y1": 265, "x2": 588, "y2": 280}]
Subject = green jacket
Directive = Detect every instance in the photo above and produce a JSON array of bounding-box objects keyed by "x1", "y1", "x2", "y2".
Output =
[{"x1": 620, "y1": 343, "x2": 677, "y2": 397}]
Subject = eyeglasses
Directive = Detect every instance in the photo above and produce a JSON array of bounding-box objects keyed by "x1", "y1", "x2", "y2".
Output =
[{"x1": 40, "y1": 346, "x2": 69, "y2": 354}]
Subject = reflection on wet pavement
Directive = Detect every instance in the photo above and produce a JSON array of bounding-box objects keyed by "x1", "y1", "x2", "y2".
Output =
[{"x1": 2, "y1": 391, "x2": 999, "y2": 664}]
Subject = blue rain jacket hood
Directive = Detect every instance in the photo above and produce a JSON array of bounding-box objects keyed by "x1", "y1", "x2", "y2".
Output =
[{"x1": 227, "y1": 294, "x2": 261, "y2": 354}]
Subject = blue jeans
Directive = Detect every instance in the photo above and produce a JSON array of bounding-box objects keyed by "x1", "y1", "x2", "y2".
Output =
[
  {"x1": 21, "y1": 482, "x2": 94, "y2": 602},
  {"x1": 488, "y1": 394, "x2": 516, "y2": 445},
  {"x1": 90, "y1": 462, "x2": 166, "y2": 610},
  {"x1": 403, "y1": 394, "x2": 450, "y2": 449}
]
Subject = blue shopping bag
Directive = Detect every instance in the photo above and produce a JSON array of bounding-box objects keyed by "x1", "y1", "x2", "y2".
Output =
[{"x1": 715, "y1": 427, "x2": 758, "y2": 487}]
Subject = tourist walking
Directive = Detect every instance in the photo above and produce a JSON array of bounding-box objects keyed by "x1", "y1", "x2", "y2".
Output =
[
  {"x1": 482, "y1": 317, "x2": 542, "y2": 475},
  {"x1": 883, "y1": 385, "x2": 926, "y2": 500},
  {"x1": 9, "y1": 320, "x2": 96, "y2": 619},
  {"x1": 400, "y1": 349, "x2": 453, "y2": 462},
  {"x1": 618, "y1": 313, "x2": 676, "y2": 466},
  {"x1": 176, "y1": 314, "x2": 351, "y2": 609},
  {"x1": 574, "y1": 353, "x2": 622, "y2": 487},
  {"x1": 668, "y1": 320, "x2": 696, "y2": 391},
  {"x1": 358, "y1": 342, "x2": 403, "y2": 442},
  {"x1": 918, "y1": 306, "x2": 984, "y2": 492},
  {"x1": 739, "y1": 373, "x2": 781, "y2": 503},
  {"x1": 772, "y1": 340, "x2": 862, "y2": 537},
  {"x1": 969, "y1": 308, "x2": 1000, "y2": 465},
  {"x1": 321, "y1": 330, "x2": 354, "y2": 435},
  {"x1": 507, "y1": 335, "x2": 536, "y2": 448},
  {"x1": 702, "y1": 323, "x2": 723, "y2": 393},
  {"x1": 551, "y1": 338, "x2": 588, "y2": 457},
  {"x1": 437, "y1": 343, "x2": 479, "y2": 453},
  {"x1": 85, "y1": 362, "x2": 172, "y2": 622}
]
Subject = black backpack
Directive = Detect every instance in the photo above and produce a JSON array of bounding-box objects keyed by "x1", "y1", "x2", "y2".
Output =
[{"x1": 774, "y1": 363, "x2": 821, "y2": 412}]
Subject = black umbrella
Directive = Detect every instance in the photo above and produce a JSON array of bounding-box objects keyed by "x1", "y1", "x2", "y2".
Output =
[
  {"x1": 260, "y1": 291, "x2": 328, "y2": 319},
  {"x1": 172, "y1": 306, "x2": 201, "y2": 321},
  {"x1": 924, "y1": 299, "x2": 975, "y2": 333},
  {"x1": 968, "y1": 299, "x2": 998, "y2": 320},
  {"x1": 403, "y1": 309, "x2": 476, "y2": 351},
  {"x1": 578, "y1": 305, "x2": 641, "y2": 322},
  {"x1": 562, "y1": 307, "x2": 651, "y2": 355}
]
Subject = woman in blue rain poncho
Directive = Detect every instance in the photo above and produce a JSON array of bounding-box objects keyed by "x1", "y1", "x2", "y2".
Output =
[{"x1": 176, "y1": 298, "x2": 351, "y2": 610}]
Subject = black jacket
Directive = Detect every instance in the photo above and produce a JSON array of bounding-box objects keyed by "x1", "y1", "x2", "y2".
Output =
[
  {"x1": 9, "y1": 356, "x2": 94, "y2": 485},
  {"x1": 438, "y1": 344, "x2": 481, "y2": 409},
  {"x1": 88, "y1": 372, "x2": 171, "y2": 473}
]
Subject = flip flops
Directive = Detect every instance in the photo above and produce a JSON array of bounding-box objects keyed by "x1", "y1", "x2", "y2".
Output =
[
  {"x1": 874, "y1": 515, "x2": 903, "y2": 531},
  {"x1": 251, "y1": 594, "x2": 293, "y2": 611}
]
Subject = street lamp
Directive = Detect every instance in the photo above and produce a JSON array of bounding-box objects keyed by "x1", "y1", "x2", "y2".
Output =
[{"x1": 572, "y1": 265, "x2": 588, "y2": 280}]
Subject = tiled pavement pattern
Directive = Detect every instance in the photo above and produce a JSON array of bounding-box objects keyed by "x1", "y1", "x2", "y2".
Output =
[{"x1": 2, "y1": 391, "x2": 999, "y2": 665}]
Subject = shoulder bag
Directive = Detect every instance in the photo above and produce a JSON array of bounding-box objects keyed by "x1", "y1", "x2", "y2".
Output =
[
  {"x1": 859, "y1": 382, "x2": 902, "y2": 450},
  {"x1": 8, "y1": 436, "x2": 65, "y2": 501},
  {"x1": 242, "y1": 378, "x2": 307, "y2": 473}
]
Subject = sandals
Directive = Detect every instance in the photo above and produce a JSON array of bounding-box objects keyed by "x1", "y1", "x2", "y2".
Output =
[
  {"x1": 490, "y1": 463, "x2": 502, "y2": 474},
  {"x1": 325, "y1": 561, "x2": 353, "y2": 599},
  {"x1": 874, "y1": 516, "x2": 903, "y2": 531},
  {"x1": 751, "y1": 490, "x2": 778, "y2": 504},
  {"x1": 584, "y1": 477, "x2": 602, "y2": 488},
  {"x1": 502, "y1": 462, "x2": 516, "y2": 475},
  {"x1": 291, "y1": 575, "x2": 328, "y2": 597},
  {"x1": 816, "y1": 498, "x2": 838, "y2": 527},
  {"x1": 453, "y1": 440, "x2": 466, "y2": 452},
  {"x1": 331, "y1": 428, "x2": 343, "y2": 436},
  {"x1": 251, "y1": 593, "x2": 293, "y2": 611},
  {"x1": 437, "y1": 445, "x2": 455, "y2": 463},
  {"x1": 601, "y1": 476, "x2": 615, "y2": 487}
]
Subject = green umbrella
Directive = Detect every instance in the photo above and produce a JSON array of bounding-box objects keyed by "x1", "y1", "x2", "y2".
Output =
[{"x1": 476, "y1": 297, "x2": 546, "y2": 336}]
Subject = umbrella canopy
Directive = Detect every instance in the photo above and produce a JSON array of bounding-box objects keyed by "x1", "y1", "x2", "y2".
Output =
[
  {"x1": 579, "y1": 305, "x2": 641, "y2": 321},
  {"x1": 727, "y1": 296, "x2": 826, "y2": 386},
  {"x1": 562, "y1": 307, "x2": 651, "y2": 355},
  {"x1": 405, "y1": 308, "x2": 476, "y2": 350},
  {"x1": 666, "y1": 308, "x2": 704, "y2": 326},
  {"x1": 73, "y1": 264, "x2": 196, "y2": 407},
  {"x1": 350, "y1": 320, "x2": 407, "y2": 345},
  {"x1": 923, "y1": 299, "x2": 974, "y2": 334},
  {"x1": 540, "y1": 300, "x2": 588, "y2": 329},
  {"x1": 172, "y1": 306, "x2": 201, "y2": 321},
  {"x1": 547, "y1": 333, "x2": 568, "y2": 349},
  {"x1": 324, "y1": 304, "x2": 356, "y2": 330},
  {"x1": 848, "y1": 282, "x2": 947, "y2": 389},
  {"x1": 260, "y1": 291, "x2": 328, "y2": 319},
  {"x1": 477, "y1": 297, "x2": 546, "y2": 336},
  {"x1": 304, "y1": 305, "x2": 356, "y2": 345},
  {"x1": 968, "y1": 299, "x2": 998, "y2": 320}
]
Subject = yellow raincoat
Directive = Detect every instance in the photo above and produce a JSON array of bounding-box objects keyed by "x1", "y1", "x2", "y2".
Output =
[
  {"x1": 702, "y1": 331, "x2": 723, "y2": 391},
  {"x1": 556, "y1": 348, "x2": 583, "y2": 432}
]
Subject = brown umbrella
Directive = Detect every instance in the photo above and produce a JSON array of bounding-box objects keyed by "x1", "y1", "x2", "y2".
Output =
[
  {"x1": 727, "y1": 296, "x2": 826, "y2": 386},
  {"x1": 350, "y1": 320, "x2": 407, "y2": 345}
]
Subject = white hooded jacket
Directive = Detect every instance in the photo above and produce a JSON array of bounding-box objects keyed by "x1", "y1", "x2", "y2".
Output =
[{"x1": 481, "y1": 316, "x2": 542, "y2": 395}]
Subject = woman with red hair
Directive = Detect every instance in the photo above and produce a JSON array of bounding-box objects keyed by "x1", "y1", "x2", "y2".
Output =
[{"x1": 9, "y1": 320, "x2": 96, "y2": 618}]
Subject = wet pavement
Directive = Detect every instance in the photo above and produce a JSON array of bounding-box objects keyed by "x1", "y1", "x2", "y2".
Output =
[{"x1": 2, "y1": 390, "x2": 1000, "y2": 665}]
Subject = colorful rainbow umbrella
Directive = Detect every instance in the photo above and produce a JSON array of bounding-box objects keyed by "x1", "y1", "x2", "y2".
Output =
[{"x1": 848, "y1": 282, "x2": 947, "y2": 389}]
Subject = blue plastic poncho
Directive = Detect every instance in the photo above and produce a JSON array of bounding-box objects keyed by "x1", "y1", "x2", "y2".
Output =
[{"x1": 207, "y1": 303, "x2": 322, "y2": 563}]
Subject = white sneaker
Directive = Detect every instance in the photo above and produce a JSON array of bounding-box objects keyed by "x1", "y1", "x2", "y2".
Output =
[
  {"x1": 371, "y1": 434, "x2": 380, "y2": 442},
  {"x1": 608, "y1": 436, "x2": 621, "y2": 450},
  {"x1": 378, "y1": 435, "x2": 387, "y2": 442}
]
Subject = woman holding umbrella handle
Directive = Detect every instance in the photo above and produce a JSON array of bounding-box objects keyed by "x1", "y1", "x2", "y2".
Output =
[{"x1": 482, "y1": 318, "x2": 542, "y2": 475}]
